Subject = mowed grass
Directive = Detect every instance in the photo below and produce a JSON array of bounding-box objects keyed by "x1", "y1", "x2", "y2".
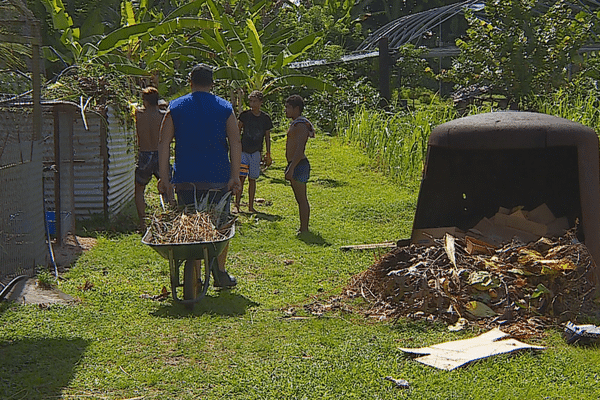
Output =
[{"x1": 1, "y1": 134, "x2": 600, "y2": 399}]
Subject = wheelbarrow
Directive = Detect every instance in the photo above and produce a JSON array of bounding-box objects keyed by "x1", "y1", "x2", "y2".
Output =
[{"x1": 142, "y1": 225, "x2": 235, "y2": 309}]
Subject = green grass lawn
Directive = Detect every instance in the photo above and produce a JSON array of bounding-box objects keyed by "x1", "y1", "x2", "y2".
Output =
[{"x1": 2, "y1": 134, "x2": 600, "y2": 399}]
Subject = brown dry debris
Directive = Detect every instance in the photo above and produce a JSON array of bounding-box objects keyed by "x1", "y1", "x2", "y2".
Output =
[
  {"x1": 146, "y1": 209, "x2": 234, "y2": 244},
  {"x1": 342, "y1": 229, "x2": 600, "y2": 338}
]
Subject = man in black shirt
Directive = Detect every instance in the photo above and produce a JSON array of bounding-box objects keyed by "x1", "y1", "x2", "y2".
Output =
[{"x1": 235, "y1": 90, "x2": 273, "y2": 213}]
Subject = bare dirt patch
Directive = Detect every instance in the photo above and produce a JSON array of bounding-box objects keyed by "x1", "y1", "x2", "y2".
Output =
[
  {"x1": 2, "y1": 234, "x2": 97, "y2": 305},
  {"x1": 52, "y1": 234, "x2": 97, "y2": 269}
]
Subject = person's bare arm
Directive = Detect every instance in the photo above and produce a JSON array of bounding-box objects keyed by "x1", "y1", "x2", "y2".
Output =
[
  {"x1": 157, "y1": 112, "x2": 174, "y2": 200},
  {"x1": 135, "y1": 109, "x2": 142, "y2": 149},
  {"x1": 226, "y1": 113, "x2": 242, "y2": 195},
  {"x1": 263, "y1": 129, "x2": 272, "y2": 166}
]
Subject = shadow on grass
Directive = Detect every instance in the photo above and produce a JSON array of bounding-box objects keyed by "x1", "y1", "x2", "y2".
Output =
[
  {"x1": 152, "y1": 290, "x2": 259, "y2": 318},
  {"x1": 235, "y1": 210, "x2": 282, "y2": 222},
  {"x1": 260, "y1": 170, "x2": 288, "y2": 186},
  {"x1": 0, "y1": 338, "x2": 88, "y2": 399},
  {"x1": 314, "y1": 178, "x2": 347, "y2": 188},
  {"x1": 296, "y1": 231, "x2": 330, "y2": 246},
  {"x1": 252, "y1": 212, "x2": 282, "y2": 222}
]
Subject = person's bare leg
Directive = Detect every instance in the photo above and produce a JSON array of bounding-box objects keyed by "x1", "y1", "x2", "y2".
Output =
[
  {"x1": 291, "y1": 179, "x2": 309, "y2": 233},
  {"x1": 234, "y1": 176, "x2": 246, "y2": 213},
  {"x1": 218, "y1": 244, "x2": 228, "y2": 271},
  {"x1": 135, "y1": 182, "x2": 147, "y2": 230},
  {"x1": 248, "y1": 178, "x2": 257, "y2": 212}
]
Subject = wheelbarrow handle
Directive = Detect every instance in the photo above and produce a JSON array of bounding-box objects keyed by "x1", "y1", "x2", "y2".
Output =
[{"x1": 160, "y1": 191, "x2": 176, "y2": 210}]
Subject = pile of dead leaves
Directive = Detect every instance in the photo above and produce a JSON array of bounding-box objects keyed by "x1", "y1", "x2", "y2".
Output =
[{"x1": 343, "y1": 229, "x2": 600, "y2": 337}]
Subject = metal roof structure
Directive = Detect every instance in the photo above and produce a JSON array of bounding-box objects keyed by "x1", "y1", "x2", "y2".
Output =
[
  {"x1": 357, "y1": 0, "x2": 482, "y2": 52},
  {"x1": 358, "y1": 0, "x2": 600, "y2": 52},
  {"x1": 290, "y1": 0, "x2": 600, "y2": 69}
]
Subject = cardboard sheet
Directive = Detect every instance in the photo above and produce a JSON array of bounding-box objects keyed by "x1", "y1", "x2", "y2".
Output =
[{"x1": 399, "y1": 328, "x2": 545, "y2": 370}]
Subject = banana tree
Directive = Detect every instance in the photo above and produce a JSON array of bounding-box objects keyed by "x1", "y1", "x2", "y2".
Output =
[
  {"x1": 198, "y1": 0, "x2": 335, "y2": 98},
  {"x1": 40, "y1": 0, "x2": 219, "y2": 81}
]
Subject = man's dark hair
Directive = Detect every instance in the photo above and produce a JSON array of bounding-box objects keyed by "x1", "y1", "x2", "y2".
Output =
[
  {"x1": 142, "y1": 86, "x2": 159, "y2": 106},
  {"x1": 190, "y1": 63, "x2": 214, "y2": 87},
  {"x1": 285, "y1": 94, "x2": 304, "y2": 113},
  {"x1": 249, "y1": 90, "x2": 264, "y2": 101}
]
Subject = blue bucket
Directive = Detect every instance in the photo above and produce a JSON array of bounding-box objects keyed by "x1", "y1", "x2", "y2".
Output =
[{"x1": 46, "y1": 211, "x2": 56, "y2": 235}]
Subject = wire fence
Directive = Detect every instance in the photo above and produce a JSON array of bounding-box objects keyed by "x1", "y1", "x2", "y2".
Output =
[{"x1": 0, "y1": 108, "x2": 46, "y2": 287}]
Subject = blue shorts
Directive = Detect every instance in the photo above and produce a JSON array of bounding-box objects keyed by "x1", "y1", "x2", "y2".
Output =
[
  {"x1": 135, "y1": 151, "x2": 160, "y2": 185},
  {"x1": 288, "y1": 158, "x2": 310, "y2": 184},
  {"x1": 241, "y1": 151, "x2": 261, "y2": 180}
]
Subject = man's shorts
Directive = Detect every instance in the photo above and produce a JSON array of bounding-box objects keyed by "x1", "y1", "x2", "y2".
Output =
[
  {"x1": 176, "y1": 185, "x2": 231, "y2": 213},
  {"x1": 288, "y1": 158, "x2": 311, "y2": 184},
  {"x1": 135, "y1": 151, "x2": 160, "y2": 185},
  {"x1": 240, "y1": 151, "x2": 261, "y2": 180}
]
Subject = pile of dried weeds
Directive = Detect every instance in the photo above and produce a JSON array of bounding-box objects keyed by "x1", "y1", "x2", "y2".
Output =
[
  {"x1": 343, "y1": 229, "x2": 600, "y2": 337},
  {"x1": 146, "y1": 208, "x2": 234, "y2": 244}
]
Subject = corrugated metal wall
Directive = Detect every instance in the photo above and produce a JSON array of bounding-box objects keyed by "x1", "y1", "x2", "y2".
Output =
[
  {"x1": 72, "y1": 108, "x2": 107, "y2": 218},
  {"x1": 106, "y1": 107, "x2": 135, "y2": 218},
  {"x1": 40, "y1": 103, "x2": 134, "y2": 221},
  {"x1": 0, "y1": 108, "x2": 46, "y2": 283}
]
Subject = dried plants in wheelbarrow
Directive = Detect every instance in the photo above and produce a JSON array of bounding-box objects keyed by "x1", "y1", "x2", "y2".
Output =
[{"x1": 146, "y1": 191, "x2": 236, "y2": 245}]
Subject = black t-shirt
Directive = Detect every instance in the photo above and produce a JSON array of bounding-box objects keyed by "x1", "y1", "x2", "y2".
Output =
[{"x1": 239, "y1": 110, "x2": 273, "y2": 153}]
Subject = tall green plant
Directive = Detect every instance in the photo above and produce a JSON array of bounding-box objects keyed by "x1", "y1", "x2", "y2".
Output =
[
  {"x1": 40, "y1": 0, "x2": 223, "y2": 97},
  {"x1": 533, "y1": 88, "x2": 600, "y2": 132},
  {"x1": 199, "y1": 0, "x2": 334, "y2": 97},
  {"x1": 338, "y1": 102, "x2": 456, "y2": 182}
]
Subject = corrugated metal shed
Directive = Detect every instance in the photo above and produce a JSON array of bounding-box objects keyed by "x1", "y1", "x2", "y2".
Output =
[
  {"x1": 106, "y1": 106, "x2": 135, "y2": 218},
  {"x1": 38, "y1": 101, "x2": 134, "y2": 224},
  {"x1": 72, "y1": 107, "x2": 106, "y2": 218}
]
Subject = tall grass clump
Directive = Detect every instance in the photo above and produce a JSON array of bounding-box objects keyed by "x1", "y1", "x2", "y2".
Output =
[
  {"x1": 337, "y1": 98, "x2": 456, "y2": 183},
  {"x1": 533, "y1": 88, "x2": 600, "y2": 132}
]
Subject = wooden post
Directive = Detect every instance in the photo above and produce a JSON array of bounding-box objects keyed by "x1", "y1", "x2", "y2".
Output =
[{"x1": 378, "y1": 37, "x2": 391, "y2": 105}]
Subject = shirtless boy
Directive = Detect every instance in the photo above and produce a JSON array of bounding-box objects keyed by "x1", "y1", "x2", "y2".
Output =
[
  {"x1": 284, "y1": 95, "x2": 315, "y2": 234},
  {"x1": 135, "y1": 86, "x2": 166, "y2": 230}
]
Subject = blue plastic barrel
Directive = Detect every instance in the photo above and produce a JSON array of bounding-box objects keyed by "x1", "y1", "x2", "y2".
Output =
[{"x1": 46, "y1": 211, "x2": 56, "y2": 235}]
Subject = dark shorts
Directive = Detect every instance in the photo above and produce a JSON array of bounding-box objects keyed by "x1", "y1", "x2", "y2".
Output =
[
  {"x1": 135, "y1": 151, "x2": 160, "y2": 186},
  {"x1": 288, "y1": 158, "x2": 310, "y2": 184},
  {"x1": 176, "y1": 185, "x2": 231, "y2": 213}
]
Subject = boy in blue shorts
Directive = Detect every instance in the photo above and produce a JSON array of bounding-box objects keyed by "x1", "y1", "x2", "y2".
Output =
[
  {"x1": 284, "y1": 95, "x2": 314, "y2": 234},
  {"x1": 235, "y1": 90, "x2": 273, "y2": 213}
]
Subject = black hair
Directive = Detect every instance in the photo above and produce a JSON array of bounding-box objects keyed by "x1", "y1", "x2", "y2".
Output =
[
  {"x1": 142, "y1": 86, "x2": 159, "y2": 106},
  {"x1": 190, "y1": 63, "x2": 213, "y2": 86},
  {"x1": 285, "y1": 94, "x2": 304, "y2": 113}
]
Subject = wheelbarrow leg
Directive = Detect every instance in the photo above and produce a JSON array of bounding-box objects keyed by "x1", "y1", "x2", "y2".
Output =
[{"x1": 168, "y1": 248, "x2": 182, "y2": 302}]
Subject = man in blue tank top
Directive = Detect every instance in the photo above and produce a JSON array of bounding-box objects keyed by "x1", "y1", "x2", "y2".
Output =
[{"x1": 157, "y1": 63, "x2": 242, "y2": 287}]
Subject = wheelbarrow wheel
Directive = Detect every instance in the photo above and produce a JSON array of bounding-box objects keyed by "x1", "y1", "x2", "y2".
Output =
[
  {"x1": 183, "y1": 259, "x2": 199, "y2": 305},
  {"x1": 183, "y1": 256, "x2": 211, "y2": 309}
]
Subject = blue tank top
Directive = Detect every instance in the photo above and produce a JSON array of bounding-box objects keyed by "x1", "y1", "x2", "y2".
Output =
[{"x1": 168, "y1": 91, "x2": 234, "y2": 184}]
